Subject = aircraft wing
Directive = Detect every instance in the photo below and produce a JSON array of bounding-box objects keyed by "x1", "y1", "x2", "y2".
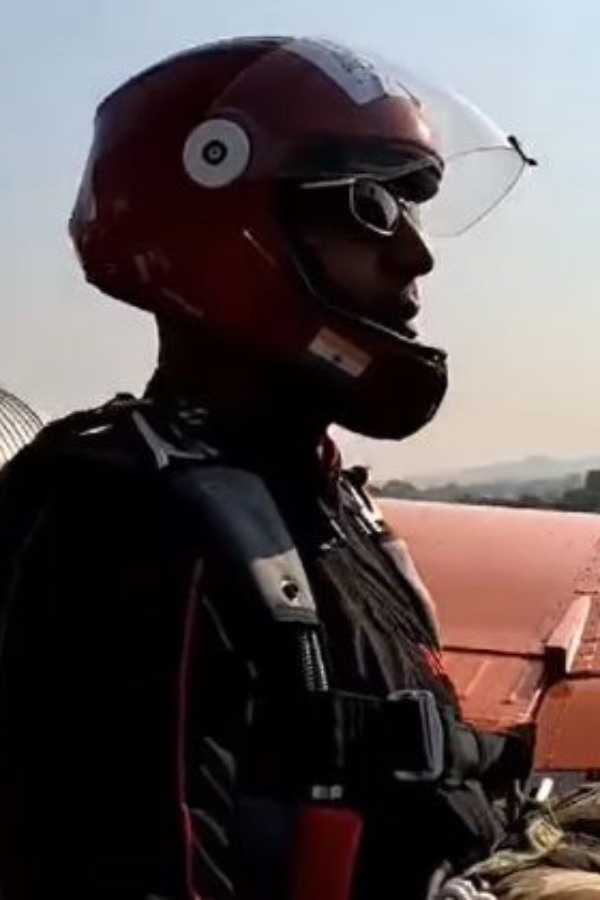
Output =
[{"x1": 381, "y1": 499, "x2": 600, "y2": 771}]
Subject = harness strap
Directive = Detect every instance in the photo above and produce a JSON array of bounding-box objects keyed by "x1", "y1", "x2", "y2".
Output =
[{"x1": 21, "y1": 401, "x2": 533, "y2": 896}]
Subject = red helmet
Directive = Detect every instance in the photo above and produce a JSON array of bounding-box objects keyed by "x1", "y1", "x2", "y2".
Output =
[{"x1": 69, "y1": 37, "x2": 531, "y2": 439}]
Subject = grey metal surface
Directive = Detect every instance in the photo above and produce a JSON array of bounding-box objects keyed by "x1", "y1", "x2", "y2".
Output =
[{"x1": 0, "y1": 387, "x2": 42, "y2": 467}]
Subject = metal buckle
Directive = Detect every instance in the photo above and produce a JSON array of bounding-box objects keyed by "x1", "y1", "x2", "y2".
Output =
[{"x1": 387, "y1": 689, "x2": 445, "y2": 783}]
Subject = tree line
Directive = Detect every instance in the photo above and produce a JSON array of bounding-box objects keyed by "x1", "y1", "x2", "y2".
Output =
[{"x1": 373, "y1": 469, "x2": 600, "y2": 514}]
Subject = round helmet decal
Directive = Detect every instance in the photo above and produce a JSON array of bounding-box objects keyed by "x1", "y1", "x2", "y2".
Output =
[{"x1": 183, "y1": 119, "x2": 251, "y2": 188}]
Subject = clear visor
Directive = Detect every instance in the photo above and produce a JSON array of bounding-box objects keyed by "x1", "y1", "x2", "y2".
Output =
[{"x1": 194, "y1": 38, "x2": 535, "y2": 236}]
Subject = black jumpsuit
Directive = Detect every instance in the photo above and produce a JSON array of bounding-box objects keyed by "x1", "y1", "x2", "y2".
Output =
[{"x1": 0, "y1": 397, "x2": 505, "y2": 900}]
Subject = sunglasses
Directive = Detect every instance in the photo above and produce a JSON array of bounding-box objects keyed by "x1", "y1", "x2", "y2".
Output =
[{"x1": 299, "y1": 178, "x2": 419, "y2": 238}]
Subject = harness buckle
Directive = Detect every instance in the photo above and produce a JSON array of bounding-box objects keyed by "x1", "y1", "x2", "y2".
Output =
[{"x1": 386, "y1": 689, "x2": 445, "y2": 783}]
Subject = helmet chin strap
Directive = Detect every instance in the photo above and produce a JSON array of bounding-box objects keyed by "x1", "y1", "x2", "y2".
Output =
[
  {"x1": 236, "y1": 191, "x2": 449, "y2": 439},
  {"x1": 273, "y1": 183, "x2": 445, "y2": 363},
  {"x1": 286, "y1": 233, "x2": 447, "y2": 372},
  {"x1": 239, "y1": 214, "x2": 448, "y2": 440},
  {"x1": 241, "y1": 216, "x2": 444, "y2": 364}
]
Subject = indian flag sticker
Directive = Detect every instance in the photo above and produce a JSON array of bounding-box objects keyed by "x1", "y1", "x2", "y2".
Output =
[{"x1": 308, "y1": 328, "x2": 371, "y2": 378}]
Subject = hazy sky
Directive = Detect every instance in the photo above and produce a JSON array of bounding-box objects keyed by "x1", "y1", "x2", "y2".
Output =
[{"x1": 1, "y1": 1, "x2": 598, "y2": 478}]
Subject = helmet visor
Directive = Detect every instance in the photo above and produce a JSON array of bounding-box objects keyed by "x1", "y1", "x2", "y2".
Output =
[{"x1": 189, "y1": 38, "x2": 534, "y2": 236}]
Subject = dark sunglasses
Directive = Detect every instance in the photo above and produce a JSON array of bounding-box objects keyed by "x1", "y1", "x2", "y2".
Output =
[{"x1": 299, "y1": 178, "x2": 419, "y2": 237}]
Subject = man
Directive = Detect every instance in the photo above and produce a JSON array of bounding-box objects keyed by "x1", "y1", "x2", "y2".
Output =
[{"x1": 0, "y1": 37, "x2": 536, "y2": 899}]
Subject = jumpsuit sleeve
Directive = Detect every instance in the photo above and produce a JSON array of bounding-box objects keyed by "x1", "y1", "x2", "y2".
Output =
[{"x1": 0, "y1": 446, "x2": 249, "y2": 900}]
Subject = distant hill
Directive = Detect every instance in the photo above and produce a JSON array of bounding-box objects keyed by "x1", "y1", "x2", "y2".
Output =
[
  {"x1": 376, "y1": 462, "x2": 600, "y2": 514},
  {"x1": 410, "y1": 454, "x2": 600, "y2": 488}
]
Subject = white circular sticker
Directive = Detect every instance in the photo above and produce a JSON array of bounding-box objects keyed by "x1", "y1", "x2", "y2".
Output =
[{"x1": 183, "y1": 119, "x2": 251, "y2": 188}]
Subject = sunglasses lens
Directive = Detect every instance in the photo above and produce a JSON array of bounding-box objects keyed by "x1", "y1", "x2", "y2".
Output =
[{"x1": 351, "y1": 180, "x2": 400, "y2": 235}]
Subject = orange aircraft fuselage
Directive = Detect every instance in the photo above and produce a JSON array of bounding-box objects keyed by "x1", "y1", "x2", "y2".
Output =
[{"x1": 381, "y1": 498, "x2": 600, "y2": 773}]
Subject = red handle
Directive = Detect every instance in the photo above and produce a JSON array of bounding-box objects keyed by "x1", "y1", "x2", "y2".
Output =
[{"x1": 290, "y1": 806, "x2": 364, "y2": 900}]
